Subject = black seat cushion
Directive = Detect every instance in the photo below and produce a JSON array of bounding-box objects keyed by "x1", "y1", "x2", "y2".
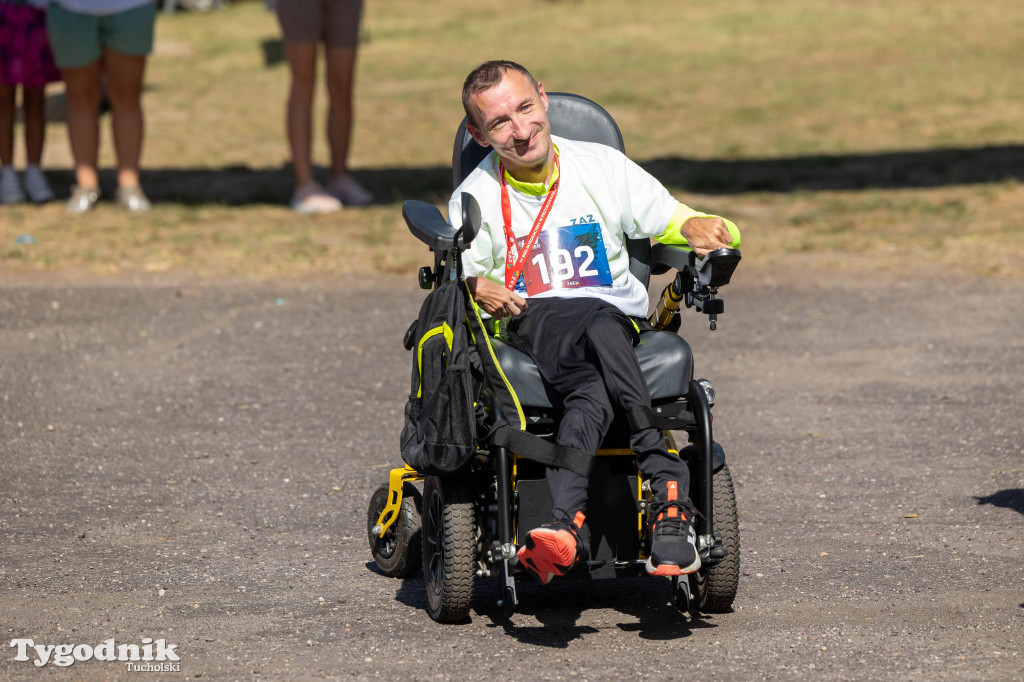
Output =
[{"x1": 490, "y1": 331, "x2": 694, "y2": 408}]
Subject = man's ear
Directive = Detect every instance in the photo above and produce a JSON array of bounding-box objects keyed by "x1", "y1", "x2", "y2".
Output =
[
  {"x1": 466, "y1": 122, "x2": 491, "y2": 149},
  {"x1": 537, "y1": 82, "x2": 549, "y2": 112}
]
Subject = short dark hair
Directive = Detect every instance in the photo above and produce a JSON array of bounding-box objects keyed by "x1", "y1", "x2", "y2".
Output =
[{"x1": 462, "y1": 60, "x2": 540, "y2": 128}]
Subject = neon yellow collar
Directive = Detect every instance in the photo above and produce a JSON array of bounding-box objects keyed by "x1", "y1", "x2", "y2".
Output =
[{"x1": 502, "y1": 145, "x2": 560, "y2": 196}]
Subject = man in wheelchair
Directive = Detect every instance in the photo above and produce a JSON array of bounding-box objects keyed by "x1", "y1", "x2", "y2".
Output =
[{"x1": 450, "y1": 61, "x2": 741, "y2": 585}]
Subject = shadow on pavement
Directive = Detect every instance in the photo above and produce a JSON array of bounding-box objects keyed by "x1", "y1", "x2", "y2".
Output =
[
  {"x1": 470, "y1": 576, "x2": 714, "y2": 643},
  {"x1": 390, "y1": 573, "x2": 427, "y2": 611},
  {"x1": 974, "y1": 489, "x2": 1024, "y2": 516},
  {"x1": 642, "y1": 145, "x2": 1024, "y2": 193},
  {"x1": 31, "y1": 144, "x2": 1024, "y2": 207}
]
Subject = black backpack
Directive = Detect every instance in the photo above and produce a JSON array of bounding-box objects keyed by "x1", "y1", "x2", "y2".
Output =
[
  {"x1": 400, "y1": 275, "x2": 595, "y2": 478},
  {"x1": 399, "y1": 278, "x2": 478, "y2": 475},
  {"x1": 398, "y1": 193, "x2": 594, "y2": 478}
]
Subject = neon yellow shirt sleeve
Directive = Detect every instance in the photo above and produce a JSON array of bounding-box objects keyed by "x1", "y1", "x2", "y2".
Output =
[{"x1": 656, "y1": 204, "x2": 741, "y2": 250}]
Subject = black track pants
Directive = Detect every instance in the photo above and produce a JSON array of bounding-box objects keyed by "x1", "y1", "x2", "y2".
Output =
[{"x1": 505, "y1": 297, "x2": 691, "y2": 531}]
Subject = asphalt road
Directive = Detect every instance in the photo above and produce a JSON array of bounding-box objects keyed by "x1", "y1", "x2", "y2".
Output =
[{"x1": 2, "y1": 266, "x2": 1022, "y2": 680}]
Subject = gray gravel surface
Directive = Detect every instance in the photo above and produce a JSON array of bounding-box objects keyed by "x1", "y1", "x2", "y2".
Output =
[{"x1": 1, "y1": 269, "x2": 1022, "y2": 681}]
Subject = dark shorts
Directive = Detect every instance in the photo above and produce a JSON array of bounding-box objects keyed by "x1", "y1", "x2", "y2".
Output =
[
  {"x1": 276, "y1": 0, "x2": 363, "y2": 49},
  {"x1": 47, "y1": 2, "x2": 156, "y2": 70}
]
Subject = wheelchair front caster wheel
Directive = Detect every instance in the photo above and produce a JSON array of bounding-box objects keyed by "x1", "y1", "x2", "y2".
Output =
[
  {"x1": 673, "y1": 575, "x2": 693, "y2": 614},
  {"x1": 501, "y1": 586, "x2": 517, "y2": 618},
  {"x1": 367, "y1": 482, "x2": 423, "y2": 578}
]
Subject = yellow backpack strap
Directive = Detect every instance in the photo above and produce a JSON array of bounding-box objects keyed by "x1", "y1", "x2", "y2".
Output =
[{"x1": 463, "y1": 282, "x2": 527, "y2": 430}]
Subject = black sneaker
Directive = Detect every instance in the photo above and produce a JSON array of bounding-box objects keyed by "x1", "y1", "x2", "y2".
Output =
[
  {"x1": 517, "y1": 511, "x2": 588, "y2": 585},
  {"x1": 646, "y1": 481, "x2": 701, "y2": 576}
]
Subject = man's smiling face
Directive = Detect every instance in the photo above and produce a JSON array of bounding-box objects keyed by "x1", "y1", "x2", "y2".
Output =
[{"x1": 467, "y1": 69, "x2": 554, "y2": 182}]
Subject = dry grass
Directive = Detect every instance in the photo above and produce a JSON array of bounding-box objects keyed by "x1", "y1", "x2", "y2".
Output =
[{"x1": 2, "y1": 0, "x2": 1023, "y2": 280}]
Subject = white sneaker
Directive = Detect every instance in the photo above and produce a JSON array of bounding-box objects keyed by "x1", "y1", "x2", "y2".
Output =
[
  {"x1": 328, "y1": 174, "x2": 374, "y2": 206},
  {"x1": 66, "y1": 184, "x2": 100, "y2": 215},
  {"x1": 116, "y1": 185, "x2": 151, "y2": 213},
  {"x1": 290, "y1": 182, "x2": 342, "y2": 214},
  {"x1": 0, "y1": 166, "x2": 26, "y2": 204},
  {"x1": 23, "y1": 165, "x2": 55, "y2": 204}
]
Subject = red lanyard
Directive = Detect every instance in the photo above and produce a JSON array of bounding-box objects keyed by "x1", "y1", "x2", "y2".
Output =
[{"x1": 499, "y1": 155, "x2": 560, "y2": 290}]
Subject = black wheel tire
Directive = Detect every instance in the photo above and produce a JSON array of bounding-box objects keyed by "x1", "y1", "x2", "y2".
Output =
[
  {"x1": 367, "y1": 482, "x2": 423, "y2": 579},
  {"x1": 421, "y1": 475, "x2": 477, "y2": 623},
  {"x1": 695, "y1": 462, "x2": 740, "y2": 613}
]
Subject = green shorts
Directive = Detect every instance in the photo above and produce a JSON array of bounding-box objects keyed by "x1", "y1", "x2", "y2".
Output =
[{"x1": 47, "y1": 2, "x2": 157, "y2": 70}]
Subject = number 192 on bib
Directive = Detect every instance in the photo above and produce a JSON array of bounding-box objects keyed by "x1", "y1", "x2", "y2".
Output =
[{"x1": 517, "y1": 223, "x2": 612, "y2": 295}]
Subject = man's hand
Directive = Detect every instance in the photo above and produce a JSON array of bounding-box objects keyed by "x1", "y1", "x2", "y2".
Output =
[
  {"x1": 466, "y1": 276, "x2": 528, "y2": 318},
  {"x1": 680, "y1": 215, "x2": 734, "y2": 257}
]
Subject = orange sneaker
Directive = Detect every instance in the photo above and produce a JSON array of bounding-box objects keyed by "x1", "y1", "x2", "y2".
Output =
[{"x1": 517, "y1": 511, "x2": 587, "y2": 585}]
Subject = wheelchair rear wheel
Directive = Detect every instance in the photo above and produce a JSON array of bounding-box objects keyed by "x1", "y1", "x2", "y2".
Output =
[
  {"x1": 366, "y1": 482, "x2": 423, "y2": 578},
  {"x1": 694, "y1": 461, "x2": 740, "y2": 612},
  {"x1": 422, "y1": 475, "x2": 477, "y2": 622}
]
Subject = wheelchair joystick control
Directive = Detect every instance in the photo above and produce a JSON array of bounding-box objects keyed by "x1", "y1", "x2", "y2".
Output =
[{"x1": 651, "y1": 248, "x2": 739, "y2": 333}]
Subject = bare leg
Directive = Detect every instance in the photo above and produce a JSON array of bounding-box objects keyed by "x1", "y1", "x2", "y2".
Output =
[
  {"x1": 324, "y1": 46, "x2": 371, "y2": 204},
  {"x1": 61, "y1": 61, "x2": 102, "y2": 189},
  {"x1": 0, "y1": 84, "x2": 14, "y2": 166},
  {"x1": 325, "y1": 46, "x2": 356, "y2": 179},
  {"x1": 23, "y1": 86, "x2": 47, "y2": 165},
  {"x1": 283, "y1": 41, "x2": 319, "y2": 189},
  {"x1": 103, "y1": 48, "x2": 147, "y2": 189}
]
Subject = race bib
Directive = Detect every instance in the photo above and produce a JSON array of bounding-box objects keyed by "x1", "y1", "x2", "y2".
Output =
[{"x1": 515, "y1": 222, "x2": 613, "y2": 295}]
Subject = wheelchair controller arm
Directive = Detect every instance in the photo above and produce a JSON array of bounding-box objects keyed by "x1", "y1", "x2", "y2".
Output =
[{"x1": 649, "y1": 245, "x2": 741, "y2": 331}]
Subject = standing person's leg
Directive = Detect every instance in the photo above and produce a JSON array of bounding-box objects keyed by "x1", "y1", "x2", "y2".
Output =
[
  {"x1": 22, "y1": 86, "x2": 55, "y2": 203},
  {"x1": 0, "y1": 0, "x2": 15, "y2": 171},
  {"x1": 324, "y1": 48, "x2": 353, "y2": 179},
  {"x1": 323, "y1": 0, "x2": 371, "y2": 205},
  {"x1": 47, "y1": 2, "x2": 102, "y2": 212},
  {"x1": 100, "y1": 1, "x2": 155, "y2": 211},
  {"x1": 283, "y1": 41, "x2": 318, "y2": 189},
  {"x1": 0, "y1": 84, "x2": 14, "y2": 168},
  {"x1": 22, "y1": 87, "x2": 46, "y2": 166},
  {"x1": 0, "y1": 83, "x2": 25, "y2": 203},
  {"x1": 103, "y1": 49, "x2": 146, "y2": 189},
  {"x1": 277, "y1": 0, "x2": 341, "y2": 213},
  {"x1": 60, "y1": 62, "x2": 102, "y2": 207},
  {"x1": 19, "y1": 0, "x2": 60, "y2": 171}
]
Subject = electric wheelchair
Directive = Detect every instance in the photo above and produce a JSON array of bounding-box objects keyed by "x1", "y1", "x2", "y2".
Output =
[{"x1": 367, "y1": 93, "x2": 742, "y2": 623}]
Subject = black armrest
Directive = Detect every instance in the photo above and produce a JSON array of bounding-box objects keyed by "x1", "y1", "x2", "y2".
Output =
[
  {"x1": 403, "y1": 200, "x2": 456, "y2": 252},
  {"x1": 403, "y1": 194, "x2": 482, "y2": 253},
  {"x1": 650, "y1": 243, "x2": 694, "y2": 276}
]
